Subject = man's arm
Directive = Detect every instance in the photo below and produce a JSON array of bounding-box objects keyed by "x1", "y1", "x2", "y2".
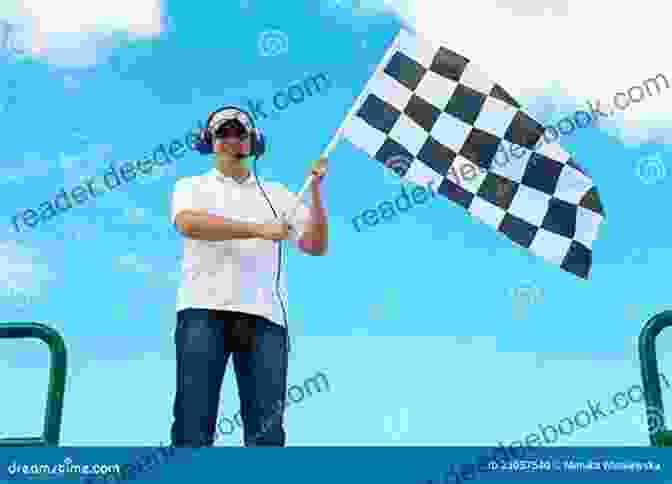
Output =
[
  {"x1": 297, "y1": 159, "x2": 328, "y2": 256},
  {"x1": 175, "y1": 210, "x2": 288, "y2": 242}
]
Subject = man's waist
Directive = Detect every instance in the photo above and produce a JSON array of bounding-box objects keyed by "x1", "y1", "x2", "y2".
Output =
[
  {"x1": 174, "y1": 301, "x2": 286, "y2": 327},
  {"x1": 181, "y1": 267, "x2": 281, "y2": 279}
]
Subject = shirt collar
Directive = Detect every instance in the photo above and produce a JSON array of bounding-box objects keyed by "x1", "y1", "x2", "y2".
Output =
[{"x1": 208, "y1": 168, "x2": 257, "y2": 186}]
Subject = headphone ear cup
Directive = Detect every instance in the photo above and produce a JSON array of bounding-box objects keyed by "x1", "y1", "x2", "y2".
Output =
[
  {"x1": 253, "y1": 128, "x2": 266, "y2": 159},
  {"x1": 194, "y1": 129, "x2": 213, "y2": 155}
]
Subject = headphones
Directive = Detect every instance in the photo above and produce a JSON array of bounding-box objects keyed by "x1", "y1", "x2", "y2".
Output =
[
  {"x1": 193, "y1": 105, "x2": 292, "y2": 359},
  {"x1": 194, "y1": 106, "x2": 266, "y2": 159}
]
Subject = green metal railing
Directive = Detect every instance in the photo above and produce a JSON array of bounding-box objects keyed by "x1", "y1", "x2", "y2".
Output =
[
  {"x1": 1, "y1": 314, "x2": 670, "y2": 448},
  {"x1": 0, "y1": 323, "x2": 67, "y2": 446},
  {"x1": 638, "y1": 310, "x2": 672, "y2": 447}
]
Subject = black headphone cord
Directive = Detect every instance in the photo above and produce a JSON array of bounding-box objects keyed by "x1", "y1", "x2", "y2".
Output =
[{"x1": 250, "y1": 155, "x2": 291, "y2": 358}]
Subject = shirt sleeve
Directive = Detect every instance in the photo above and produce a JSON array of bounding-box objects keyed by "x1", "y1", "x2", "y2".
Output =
[{"x1": 171, "y1": 178, "x2": 196, "y2": 228}]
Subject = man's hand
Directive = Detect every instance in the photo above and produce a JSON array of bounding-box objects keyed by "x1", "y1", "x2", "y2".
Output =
[
  {"x1": 310, "y1": 157, "x2": 328, "y2": 186},
  {"x1": 257, "y1": 221, "x2": 291, "y2": 241}
]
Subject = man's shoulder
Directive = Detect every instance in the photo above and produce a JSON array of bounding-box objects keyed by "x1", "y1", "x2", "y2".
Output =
[
  {"x1": 174, "y1": 173, "x2": 211, "y2": 191},
  {"x1": 258, "y1": 178, "x2": 288, "y2": 191},
  {"x1": 260, "y1": 177, "x2": 297, "y2": 194},
  {"x1": 254, "y1": 178, "x2": 293, "y2": 199}
]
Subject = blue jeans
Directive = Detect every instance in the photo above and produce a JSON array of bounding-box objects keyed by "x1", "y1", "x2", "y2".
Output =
[{"x1": 170, "y1": 308, "x2": 288, "y2": 447}]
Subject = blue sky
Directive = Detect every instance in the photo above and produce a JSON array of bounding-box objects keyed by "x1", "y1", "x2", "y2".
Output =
[{"x1": 1, "y1": 0, "x2": 672, "y2": 449}]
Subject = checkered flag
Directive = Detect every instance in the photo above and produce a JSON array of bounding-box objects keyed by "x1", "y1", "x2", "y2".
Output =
[{"x1": 339, "y1": 29, "x2": 605, "y2": 279}]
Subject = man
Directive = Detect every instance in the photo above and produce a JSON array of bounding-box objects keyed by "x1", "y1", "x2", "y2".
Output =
[{"x1": 169, "y1": 107, "x2": 328, "y2": 447}]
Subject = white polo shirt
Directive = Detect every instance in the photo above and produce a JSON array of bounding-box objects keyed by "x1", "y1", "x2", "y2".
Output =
[{"x1": 170, "y1": 168, "x2": 310, "y2": 327}]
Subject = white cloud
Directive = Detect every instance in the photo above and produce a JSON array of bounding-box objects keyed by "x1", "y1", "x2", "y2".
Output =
[
  {"x1": 19, "y1": 0, "x2": 162, "y2": 35},
  {"x1": 0, "y1": 0, "x2": 164, "y2": 67},
  {"x1": 0, "y1": 240, "x2": 55, "y2": 307},
  {"x1": 353, "y1": 0, "x2": 672, "y2": 146}
]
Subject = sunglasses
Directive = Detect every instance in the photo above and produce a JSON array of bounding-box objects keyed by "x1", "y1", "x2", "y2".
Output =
[{"x1": 213, "y1": 121, "x2": 250, "y2": 141}]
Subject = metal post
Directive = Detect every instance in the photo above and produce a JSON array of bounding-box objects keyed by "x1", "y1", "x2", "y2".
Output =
[
  {"x1": 0, "y1": 323, "x2": 67, "y2": 446},
  {"x1": 638, "y1": 310, "x2": 672, "y2": 446}
]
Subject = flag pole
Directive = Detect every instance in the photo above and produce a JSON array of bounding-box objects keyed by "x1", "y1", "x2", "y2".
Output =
[{"x1": 284, "y1": 30, "x2": 403, "y2": 222}]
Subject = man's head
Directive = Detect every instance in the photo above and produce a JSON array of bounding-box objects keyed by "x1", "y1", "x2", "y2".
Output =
[
  {"x1": 211, "y1": 118, "x2": 251, "y2": 162},
  {"x1": 206, "y1": 107, "x2": 256, "y2": 162},
  {"x1": 203, "y1": 107, "x2": 263, "y2": 179}
]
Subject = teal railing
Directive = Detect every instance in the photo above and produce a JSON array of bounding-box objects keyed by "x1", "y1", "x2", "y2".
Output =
[
  {"x1": 638, "y1": 310, "x2": 672, "y2": 447},
  {"x1": 1, "y1": 315, "x2": 670, "y2": 448},
  {"x1": 0, "y1": 323, "x2": 67, "y2": 446}
]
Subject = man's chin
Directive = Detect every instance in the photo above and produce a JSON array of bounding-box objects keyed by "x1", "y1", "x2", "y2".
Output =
[{"x1": 226, "y1": 151, "x2": 244, "y2": 160}]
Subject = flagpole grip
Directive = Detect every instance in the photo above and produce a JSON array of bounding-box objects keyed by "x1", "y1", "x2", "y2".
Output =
[{"x1": 284, "y1": 30, "x2": 403, "y2": 223}]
